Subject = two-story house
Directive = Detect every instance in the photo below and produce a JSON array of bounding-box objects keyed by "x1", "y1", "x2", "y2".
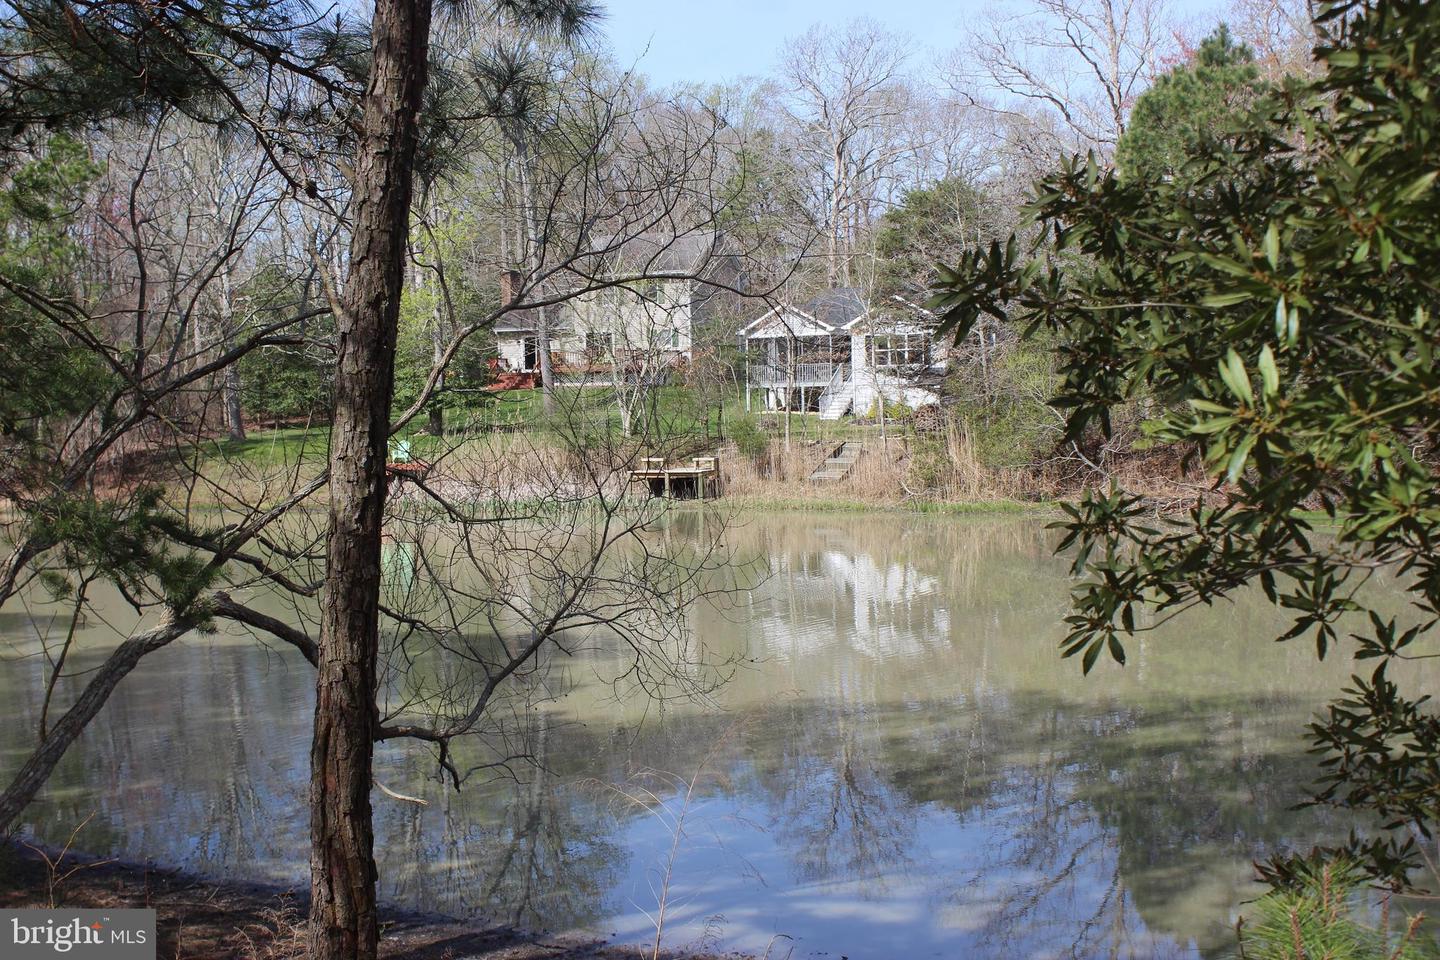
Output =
[
  {"x1": 493, "y1": 234, "x2": 742, "y2": 380},
  {"x1": 741, "y1": 288, "x2": 946, "y2": 419}
]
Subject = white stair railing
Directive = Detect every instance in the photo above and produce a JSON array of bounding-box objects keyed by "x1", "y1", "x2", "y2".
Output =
[
  {"x1": 817, "y1": 365, "x2": 847, "y2": 411},
  {"x1": 818, "y1": 365, "x2": 858, "y2": 420}
]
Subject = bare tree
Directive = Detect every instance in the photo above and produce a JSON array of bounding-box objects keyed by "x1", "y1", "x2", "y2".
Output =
[
  {"x1": 899, "y1": 91, "x2": 994, "y2": 191},
  {"x1": 782, "y1": 20, "x2": 911, "y2": 287},
  {"x1": 1226, "y1": 0, "x2": 1319, "y2": 80},
  {"x1": 961, "y1": 0, "x2": 1176, "y2": 157},
  {"x1": 0, "y1": 108, "x2": 331, "y2": 830},
  {"x1": 139, "y1": 121, "x2": 289, "y2": 441}
]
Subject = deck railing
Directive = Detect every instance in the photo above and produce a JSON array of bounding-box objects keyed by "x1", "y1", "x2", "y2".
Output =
[{"x1": 748, "y1": 362, "x2": 849, "y2": 387}]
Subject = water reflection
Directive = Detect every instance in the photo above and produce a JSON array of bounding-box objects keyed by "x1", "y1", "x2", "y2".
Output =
[{"x1": 0, "y1": 514, "x2": 1416, "y2": 959}]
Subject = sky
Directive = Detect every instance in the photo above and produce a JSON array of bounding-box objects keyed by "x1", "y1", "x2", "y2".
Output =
[{"x1": 598, "y1": 0, "x2": 1227, "y2": 89}]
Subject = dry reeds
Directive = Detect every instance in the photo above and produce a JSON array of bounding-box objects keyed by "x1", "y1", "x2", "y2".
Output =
[
  {"x1": 720, "y1": 418, "x2": 1029, "y2": 506},
  {"x1": 227, "y1": 895, "x2": 308, "y2": 960}
]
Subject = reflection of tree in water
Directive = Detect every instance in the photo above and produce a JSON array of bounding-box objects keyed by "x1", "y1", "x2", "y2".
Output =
[
  {"x1": 0, "y1": 639, "x2": 312, "y2": 881},
  {"x1": 1069, "y1": 697, "x2": 1350, "y2": 956},
  {"x1": 187, "y1": 653, "x2": 279, "y2": 873},
  {"x1": 5, "y1": 512, "x2": 1418, "y2": 959},
  {"x1": 751, "y1": 698, "x2": 916, "y2": 890},
  {"x1": 870, "y1": 691, "x2": 1343, "y2": 958},
  {"x1": 375, "y1": 715, "x2": 626, "y2": 932},
  {"x1": 715, "y1": 515, "x2": 1365, "y2": 957}
]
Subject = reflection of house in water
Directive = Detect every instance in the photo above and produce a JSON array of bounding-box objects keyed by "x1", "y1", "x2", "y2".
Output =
[{"x1": 754, "y1": 527, "x2": 951, "y2": 661}]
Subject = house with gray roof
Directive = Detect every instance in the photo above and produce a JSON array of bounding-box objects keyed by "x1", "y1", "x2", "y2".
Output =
[
  {"x1": 741, "y1": 288, "x2": 947, "y2": 419},
  {"x1": 493, "y1": 233, "x2": 743, "y2": 378}
]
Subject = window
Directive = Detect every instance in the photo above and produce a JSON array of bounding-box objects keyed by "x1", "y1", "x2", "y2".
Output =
[{"x1": 870, "y1": 333, "x2": 929, "y2": 369}]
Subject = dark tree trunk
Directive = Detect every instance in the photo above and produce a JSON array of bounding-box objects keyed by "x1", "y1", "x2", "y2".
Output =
[
  {"x1": 308, "y1": 0, "x2": 432, "y2": 955},
  {"x1": 427, "y1": 319, "x2": 445, "y2": 437}
]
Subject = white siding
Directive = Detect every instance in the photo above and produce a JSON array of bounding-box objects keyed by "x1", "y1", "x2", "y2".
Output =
[
  {"x1": 849, "y1": 332, "x2": 939, "y2": 413},
  {"x1": 744, "y1": 308, "x2": 838, "y2": 340},
  {"x1": 559, "y1": 280, "x2": 694, "y2": 359},
  {"x1": 497, "y1": 334, "x2": 528, "y2": 371}
]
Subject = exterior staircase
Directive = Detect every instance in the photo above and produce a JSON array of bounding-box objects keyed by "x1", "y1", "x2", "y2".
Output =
[
  {"x1": 818, "y1": 381, "x2": 854, "y2": 420},
  {"x1": 809, "y1": 441, "x2": 863, "y2": 483}
]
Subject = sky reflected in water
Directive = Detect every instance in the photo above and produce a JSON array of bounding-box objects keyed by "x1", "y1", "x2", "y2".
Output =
[{"x1": 3, "y1": 513, "x2": 1418, "y2": 959}]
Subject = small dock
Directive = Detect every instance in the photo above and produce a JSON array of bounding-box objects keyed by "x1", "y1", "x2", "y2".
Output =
[
  {"x1": 629, "y1": 455, "x2": 722, "y2": 500},
  {"x1": 386, "y1": 460, "x2": 431, "y2": 483},
  {"x1": 386, "y1": 439, "x2": 432, "y2": 486}
]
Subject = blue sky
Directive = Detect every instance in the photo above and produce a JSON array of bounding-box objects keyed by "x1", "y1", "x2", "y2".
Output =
[{"x1": 599, "y1": 0, "x2": 1228, "y2": 88}]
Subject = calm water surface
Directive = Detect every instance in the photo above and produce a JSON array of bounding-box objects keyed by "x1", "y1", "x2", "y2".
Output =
[{"x1": 0, "y1": 513, "x2": 1407, "y2": 959}]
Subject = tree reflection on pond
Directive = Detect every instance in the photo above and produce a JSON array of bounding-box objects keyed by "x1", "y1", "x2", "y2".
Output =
[{"x1": 1, "y1": 513, "x2": 1414, "y2": 958}]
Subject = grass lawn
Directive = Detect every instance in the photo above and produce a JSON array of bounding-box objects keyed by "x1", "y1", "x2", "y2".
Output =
[
  {"x1": 207, "y1": 426, "x2": 330, "y2": 468},
  {"x1": 469, "y1": 385, "x2": 724, "y2": 429},
  {"x1": 210, "y1": 385, "x2": 915, "y2": 474}
]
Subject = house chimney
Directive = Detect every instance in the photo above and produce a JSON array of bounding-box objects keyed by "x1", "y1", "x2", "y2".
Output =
[{"x1": 500, "y1": 269, "x2": 523, "y2": 306}]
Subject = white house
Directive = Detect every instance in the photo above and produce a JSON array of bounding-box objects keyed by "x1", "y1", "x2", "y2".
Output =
[
  {"x1": 741, "y1": 288, "x2": 947, "y2": 419},
  {"x1": 492, "y1": 234, "x2": 742, "y2": 379}
]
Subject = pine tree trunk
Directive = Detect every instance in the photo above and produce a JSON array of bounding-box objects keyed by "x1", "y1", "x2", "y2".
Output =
[{"x1": 308, "y1": 0, "x2": 432, "y2": 955}]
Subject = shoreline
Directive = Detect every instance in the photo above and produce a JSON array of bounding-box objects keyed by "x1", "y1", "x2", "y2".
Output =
[
  {"x1": 0, "y1": 839, "x2": 752, "y2": 960},
  {"x1": 711, "y1": 493, "x2": 1059, "y2": 515}
]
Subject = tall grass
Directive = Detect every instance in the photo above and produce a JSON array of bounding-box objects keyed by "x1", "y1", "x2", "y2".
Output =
[{"x1": 720, "y1": 419, "x2": 1033, "y2": 507}]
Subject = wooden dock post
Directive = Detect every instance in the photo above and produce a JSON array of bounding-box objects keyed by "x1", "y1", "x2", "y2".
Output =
[{"x1": 628, "y1": 453, "x2": 722, "y2": 500}]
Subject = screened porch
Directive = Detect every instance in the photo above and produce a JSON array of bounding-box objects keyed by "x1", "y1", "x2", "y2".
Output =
[{"x1": 745, "y1": 334, "x2": 851, "y2": 387}]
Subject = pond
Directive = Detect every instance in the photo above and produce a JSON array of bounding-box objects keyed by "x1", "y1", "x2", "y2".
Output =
[{"x1": 0, "y1": 512, "x2": 1412, "y2": 959}]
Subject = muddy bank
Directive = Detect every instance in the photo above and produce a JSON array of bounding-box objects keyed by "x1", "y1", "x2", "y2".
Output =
[{"x1": 0, "y1": 840, "x2": 754, "y2": 960}]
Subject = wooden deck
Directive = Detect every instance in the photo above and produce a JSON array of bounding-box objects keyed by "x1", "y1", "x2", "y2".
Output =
[
  {"x1": 629, "y1": 456, "x2": 721, "y2": 500},
  {"x1": 386, "y1": 460, "x2": 432, "y2": 483}
]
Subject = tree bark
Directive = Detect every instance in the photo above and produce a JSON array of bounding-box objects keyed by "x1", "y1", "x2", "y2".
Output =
[
  {"x1": 427, "y1": 314, "x2": 445, "y2": 437},
  {"x1": 308, "y1": 0, "x2": 432, "y2": 955}
]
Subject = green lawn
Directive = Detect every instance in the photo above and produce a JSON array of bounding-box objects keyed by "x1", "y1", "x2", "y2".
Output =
[
  {"x1": 207, "y1": 426, "x2": 330, "y2": 467},
  {"x1": 210, "y1": 385, "x2": 913, "y2": 471},
  {"x1": 429, "y1": 385, "x2": 732, "y2": 443}
]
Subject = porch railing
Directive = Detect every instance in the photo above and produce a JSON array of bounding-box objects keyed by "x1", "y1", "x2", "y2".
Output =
[{"x1": 748, "y1": 362, "x2": 849, "y2": 387}]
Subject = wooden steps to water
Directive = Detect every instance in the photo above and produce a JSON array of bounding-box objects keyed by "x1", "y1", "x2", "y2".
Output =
[{"x1": 809, "y1": 441, "x2": 863, "y2": 483}]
